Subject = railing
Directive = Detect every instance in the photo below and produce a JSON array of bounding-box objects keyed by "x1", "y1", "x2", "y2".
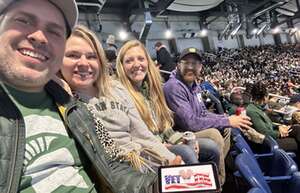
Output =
[
  {"x1": 231, "y1": 87, "x2": 246, "y2": 94},
  {"x1": 159, "y1": 70, "x2": 171, "y2": 74},
  {"x1": 268, "y1": 93, "x2": 290, "y2": 100}
]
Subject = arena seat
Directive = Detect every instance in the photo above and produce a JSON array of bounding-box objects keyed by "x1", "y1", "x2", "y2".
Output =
[
  {"x1": 235, "y1": 150, "x2": 300, "y2": 193},
  {"x1": 247, "y1": 187, "x2": 268, "y2": 193},
  {"x1": 233, "y1": 134, "x2": 277, "y2": 160},
  {"x1": 235, "y1": 151, "x2": 271, "y2": 193}
]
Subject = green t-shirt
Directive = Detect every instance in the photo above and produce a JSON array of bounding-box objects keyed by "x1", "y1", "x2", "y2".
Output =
[{"x1": 3, "y1": 84, "x2": 97, "y2": 193}]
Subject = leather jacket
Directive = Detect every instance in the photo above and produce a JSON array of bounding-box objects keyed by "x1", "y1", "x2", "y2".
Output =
[{"x1": 0, "y1": 81, "x2": 157, "y2": 193}]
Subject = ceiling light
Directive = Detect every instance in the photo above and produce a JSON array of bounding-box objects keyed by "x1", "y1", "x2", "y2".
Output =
[
  {"x1": 271, "y1": 27, "x2": 281, "y2": 34},
  {"x1": 165, "y1": 29, "x2": 172, "y2": 39},
  {"x1": 119, "y1": 30, "x2": 128, "y2": 41},
  {"x1": 200, "y1": 29, "x2": 208, "y2": 37},
  {"x1": 251, "y1": 28, "x2": 258, "y2": 34}
]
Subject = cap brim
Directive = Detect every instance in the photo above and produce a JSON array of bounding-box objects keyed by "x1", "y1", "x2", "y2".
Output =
[
  {"x1": 179, "y1": 53, "x2": 202, "y2": 61},
  {"x1": 49, "y1": 0, "x2": 78, "y2": 30}
]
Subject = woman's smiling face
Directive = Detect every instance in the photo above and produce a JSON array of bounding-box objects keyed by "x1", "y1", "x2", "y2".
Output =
[
  {"x1": 61, "y1": 35, "x2": 100, "y2": 90},
  {"x1": 122, "y1": 46, "x2": 148, "y2": 86}
]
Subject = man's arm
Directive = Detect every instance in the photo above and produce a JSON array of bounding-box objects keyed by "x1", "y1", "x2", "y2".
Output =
[{"x1": 164, "y1": 83, "x2": 230, "y2": 131}]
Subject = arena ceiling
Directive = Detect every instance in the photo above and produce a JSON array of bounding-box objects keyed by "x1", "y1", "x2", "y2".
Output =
[
  {"x1": 77, "y1": 0, "x2": 298, "y2": 16},
  {"x1": 76, "y1": 0, "x2": 300, "y2": 40}
]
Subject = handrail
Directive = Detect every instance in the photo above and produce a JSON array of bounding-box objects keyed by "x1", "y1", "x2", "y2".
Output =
[
  {"x1": 159, "y1": 70, "x2": 171, "y2": 74},
  {"x1": 231, "y1": 87, "x2": 246, "y2": 94},
  {"x1": 268, "y1": 93, "x2": 290, "y2": 100}
]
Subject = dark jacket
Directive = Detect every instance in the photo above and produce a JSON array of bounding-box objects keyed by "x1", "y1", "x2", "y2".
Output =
[
  {"x1": 0, "y1": 81, "x2": 156, "y2": 193},
  {"x1": 246, "y1": 103, "x2": 280, "y2": 139},
  {"x1": 156, "y1": 46, "x2": 174, "y2": 72}
]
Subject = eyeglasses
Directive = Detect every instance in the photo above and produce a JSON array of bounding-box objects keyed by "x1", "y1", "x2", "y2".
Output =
[{"x1": 179, "y1": 60, "x2": 202, "y2": 66}]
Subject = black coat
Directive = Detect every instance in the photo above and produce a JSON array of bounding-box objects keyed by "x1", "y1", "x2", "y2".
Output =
[{"x1": 157, "y1": 47, "x2": 174, "y2": 72}]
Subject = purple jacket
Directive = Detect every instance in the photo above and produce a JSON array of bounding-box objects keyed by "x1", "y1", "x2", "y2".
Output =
[{"x1": 163, "y1": 70, "x2": 230, "y2": 132}]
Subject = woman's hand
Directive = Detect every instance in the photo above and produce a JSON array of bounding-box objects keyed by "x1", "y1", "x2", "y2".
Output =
[
  {"x1": 168, "y1": 155, "x2": 183, "y2": 165},
  {"x1": 279, "y1": 125, "x2": 291, "y2": 138},
  {"x1": 164, "y1": 143, "x2": 173, "y2": 148}
]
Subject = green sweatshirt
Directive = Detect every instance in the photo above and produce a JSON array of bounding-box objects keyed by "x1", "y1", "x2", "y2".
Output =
[{"x1": 246, "y1": 103, "x2": 280, "y2": 139}]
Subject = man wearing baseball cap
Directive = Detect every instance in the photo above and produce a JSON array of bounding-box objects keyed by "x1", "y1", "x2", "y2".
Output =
[
  {"x1": 163, "y1": 47, "x2": 253, "y2": 184},
  {"x1": 0, "y1": 0, "x2": 156, "y2": 193}
]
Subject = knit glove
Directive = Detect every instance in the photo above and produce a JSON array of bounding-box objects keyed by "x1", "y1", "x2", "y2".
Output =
[{"x1": 242, "y1": 128, "x2": 265, "y2": 144}]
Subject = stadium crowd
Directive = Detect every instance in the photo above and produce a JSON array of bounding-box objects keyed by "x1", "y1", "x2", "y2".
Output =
[{"x1": 201, "y1": 44, "x2": 300, "y2": 96}]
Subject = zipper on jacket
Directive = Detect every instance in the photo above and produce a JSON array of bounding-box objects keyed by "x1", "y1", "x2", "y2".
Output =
[
  {"x1": 84, "y1": 132, "x2": 96, "y2": 153},
  {"x1": 64, "y1": 104, "x2": 97, "y2": 153},
  {"x1": 7, "y1": 120, "x2": 20, "y2": 193}
]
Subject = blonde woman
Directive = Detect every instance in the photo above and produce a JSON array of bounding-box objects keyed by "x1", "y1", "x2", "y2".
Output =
[
  {"x1": 116, "y1": 40, "x2": 223, "y2": 176},
  {"x1": 59, "y1": 25, "x2": 182, "y2": 172}
]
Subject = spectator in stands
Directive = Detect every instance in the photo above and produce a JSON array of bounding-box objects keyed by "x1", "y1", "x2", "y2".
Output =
[
  {"x1": 105, "y1": 49, "x2": 117, "y2": 76},
  {"x1": 154, "y1": 41, "x2": 174, "y2": 81},
  {"x1": 287, "y1": 94, "x2": 300, "y2": 124},
  {"x1": 105, "y1": 35, "x2": 118, "y2": 76},
  {"x1": 0, "y1": 1, "x2": 156, "y2": 192},
  {"x1": 290, "y1": 94, "x2": 300, "y2": 109},
  {"x1": 227, "y1": 92, "x2": 244, "y2": 115},
  {"x1": 201, "y1": 77, "x2": 221, "y2": 99},
  {"x1": 116, "y1": 40, "x2": 228, "y2": 184},
  {"x1": 106, "y1": 34, "x2": 117, "y2": 54},
  {"x1": 163, "y1": 47, "x2": 253, "y2": 184},
  {"x1": 60, "y1": 25, "x2": 182, "y2": 172},
  {"x1": 247, "y1": 81, "x2": 300, "y2": 155},
  {"x1": 164, "y1": 47, "x2": 252, "y2": 132},
  {"x1": 200, "y1": 44, "x2": 300, "y2": 97}
]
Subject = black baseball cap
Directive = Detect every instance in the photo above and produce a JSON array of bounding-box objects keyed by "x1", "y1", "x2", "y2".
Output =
[{"x1": 178, "y1": 47, "x2": 202, "y2": 61}]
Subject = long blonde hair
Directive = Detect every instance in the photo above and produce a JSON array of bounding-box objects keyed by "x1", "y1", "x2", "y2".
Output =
[
  {"x1": 116, "y1": 40, "x2": 173, "y2": 132},
  {"x1": 69, "y1": 25, "x2": 111, "y2": 97}
]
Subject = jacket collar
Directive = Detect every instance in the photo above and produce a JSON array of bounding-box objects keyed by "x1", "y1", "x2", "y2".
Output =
[
  {"x1": 0, "y1": 80, "x2": 72, "y2": 106},
  {"x1": 44, "y1": 80, "x2": 72, "y2": 106}
]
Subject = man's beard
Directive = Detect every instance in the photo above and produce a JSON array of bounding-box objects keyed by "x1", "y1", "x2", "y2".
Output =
[
  {"x1": 0, "y1": 53, "x2": 50, "y2": 91},
  {"x1": 182, "y1": 67, "x2": 197, "y2": 76}
]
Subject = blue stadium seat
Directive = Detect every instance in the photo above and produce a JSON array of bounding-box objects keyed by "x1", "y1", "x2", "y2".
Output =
[
  {"x1": 233, "y1": 134, "x2": 296, "y2": 174},
  {"x1": 287, "y1": 172, "x2": 300, "y2": 193},
  {"x1": 235, "y1": 151, "x2": 272, "y2": 193},
  {"x1": 267, "y1": 148, "x2": 298, "y2": 193},
  {"x1": 233, "y1": 134, "x2": 278, "y2": 158},
  {"x1": 263, "y1": 135, "x2": 279, "y2": 152},
  {"x1": 247, "y1": 187, "x2": 268, "y2": 193},
  {"x1": 231, "y1": 128, "x2": 242, "y2": 137},
  {"x1": 236, "y1": 151, "x2": 300, "y2": 193},
  {"x1": 232, "y1": 134, "x2": 275, "y2": 173}
]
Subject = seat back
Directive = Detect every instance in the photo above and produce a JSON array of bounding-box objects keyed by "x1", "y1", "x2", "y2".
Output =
[
  {"x1": 233, "y1": 134, "x2": 280, "y2": 158},
  {"x1": 233, "y1": 134, "x2": 255, "y2": 157},
  {"x1": 235, "y1": 151, "x2": 272, "y2": 193},
  {"x1": 267, "y1": 148, "x2": 298, "y2": 193},
  {"x1": 247, "y1": 187, "x2": 268, "y2": 193},
  {"x1": 265, "y1": 149, "x2": 298, "y2": 193},
  {"x1": 264, "y1": 135, "x2": 279, "y2": 152},
  {"x1": 268, "y1": 148, "x2": 298, "y2": 177},
  {"x1": 288, "y1": 172, "x2": 300, "y2": 193},
  {"x1": 231, "y1": 128, "x2": 242, "y2": 137}
]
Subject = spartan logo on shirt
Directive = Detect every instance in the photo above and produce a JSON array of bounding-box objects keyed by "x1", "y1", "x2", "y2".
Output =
[{"x1": 21, "y1": 115, "x2": 90, "y2": 193}]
